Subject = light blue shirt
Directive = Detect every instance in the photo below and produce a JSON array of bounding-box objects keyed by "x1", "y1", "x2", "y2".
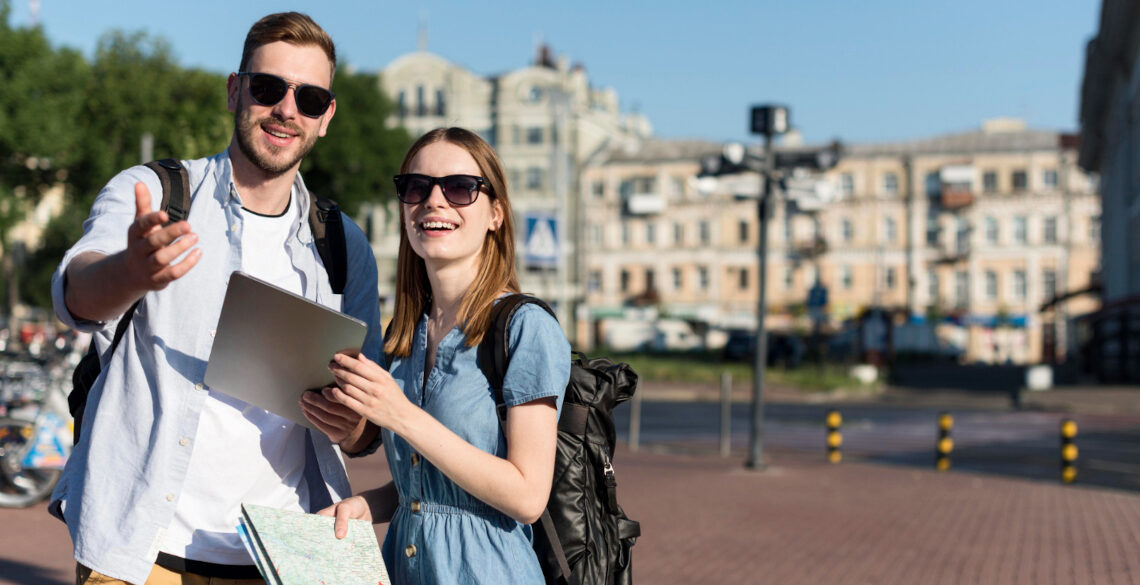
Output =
[
  {"x1": 382, "y1": 303, "x2": 570, "y2": 585},
  {"x1": 49, "y1": 150, "x2": 383, "y2": 585}
]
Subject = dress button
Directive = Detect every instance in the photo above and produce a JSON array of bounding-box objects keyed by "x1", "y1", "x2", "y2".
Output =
[
  {"x1": 178, "y1": 438, "x2": 189, "y2": 447},
  {"x1": 411, "y1": 500, "x2": 421, "y2": 513},
  {"x1": 194, "y1": 383, "x2": 204, "y2": 391},
  {"x1": 165, "y1": 493, "x2": 175, "y2": 502},
  {"x1": 405, "y1": 544, "x2": 417, "y2": 558},
  {"x1": 410, "y1": 453, "x2": 420, "y2": 466}
]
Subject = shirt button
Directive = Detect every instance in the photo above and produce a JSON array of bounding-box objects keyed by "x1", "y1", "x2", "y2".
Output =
[
  {"x1": 166, "y1": 493, "x2": 175, "y2": 502},
  {"x1": 410, "y1": 453, "x2": 420, "y2": 466},
  {"x1": 405, "y1": 544, "x2": 417, "y2": 558},
  {"x1": 179, "y1": 438, "x2": 189, "y2": 447},
  {"x1": 194, "y1": 383, "x2": 204, "y2": 391},
  {"x1": 411, "y1": 500, "x2": 421, "y2": 513},
  {"x1": 209, "y1": 330, "x2": 216, "y2": 338}
]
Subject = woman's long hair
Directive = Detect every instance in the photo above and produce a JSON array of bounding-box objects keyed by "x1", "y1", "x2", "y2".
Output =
[{"x1": 384, "y1": 127, "x2": 519, "y2": 358}]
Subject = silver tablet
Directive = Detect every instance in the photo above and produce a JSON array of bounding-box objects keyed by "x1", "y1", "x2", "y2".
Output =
[{"x1": 204, "y1": 271, "x2": 367, "y2": 429}]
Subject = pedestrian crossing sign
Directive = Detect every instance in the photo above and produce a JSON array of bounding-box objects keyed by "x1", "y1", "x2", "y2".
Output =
[{"x1": 524, "y1": 212, "x2": 559, "y2": 270}]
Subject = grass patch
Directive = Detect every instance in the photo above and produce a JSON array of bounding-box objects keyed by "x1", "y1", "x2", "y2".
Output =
[{"x1": 601, "y1": 350, "x2": 861, "y2": 392}]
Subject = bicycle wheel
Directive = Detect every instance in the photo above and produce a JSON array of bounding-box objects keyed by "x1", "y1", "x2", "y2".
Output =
[{"x1": 0, "y1": 417, "x2": 61, "y2": 508}]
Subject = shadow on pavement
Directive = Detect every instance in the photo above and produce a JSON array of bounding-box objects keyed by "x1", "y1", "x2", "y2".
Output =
[{"x1": 0, "y1": 557, "x2": 70, "y2": 585}]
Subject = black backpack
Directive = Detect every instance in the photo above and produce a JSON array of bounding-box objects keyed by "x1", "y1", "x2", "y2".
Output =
[
  {"x1": 69, "y1": 158, "x2": 349, "y2": 443},
  {"x1": 479, "y1": 293, "x2": 641, "y2": 585}
]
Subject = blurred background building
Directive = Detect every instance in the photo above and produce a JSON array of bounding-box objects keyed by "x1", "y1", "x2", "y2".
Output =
[{"x1": 1077, "y1": 0, "x2": 1140, "y2": 382}]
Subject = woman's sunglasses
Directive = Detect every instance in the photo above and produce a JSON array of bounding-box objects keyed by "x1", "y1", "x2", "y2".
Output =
[
  {"x1": 237, "y1": 72, "x2": 335, "y2": 118},
  {"x1": 393, "y1": 174, "x2": 488, "y2": 206}
]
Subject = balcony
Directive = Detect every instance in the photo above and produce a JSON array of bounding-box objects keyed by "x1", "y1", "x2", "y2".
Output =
[
  {"x1": 624, "y1": 192, "x2": 665, "y2": 215},
  {"x1": 932, "y1": 241, "x2": 970, "y2": 264},
  {"x1": 940, "y1": 186, "x2": 975, "y2": 210},
  {"x1": 790, "y1": 235, "x2": 828, "y2": 259}
]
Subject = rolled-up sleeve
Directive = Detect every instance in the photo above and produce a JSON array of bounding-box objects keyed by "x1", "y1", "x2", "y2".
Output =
[
  {"x1": 51, "y1": 165, "x2": 163, "y2": 331},
  {"x1": 501, "y1": 304, "x2": 571, "y2": 411}
]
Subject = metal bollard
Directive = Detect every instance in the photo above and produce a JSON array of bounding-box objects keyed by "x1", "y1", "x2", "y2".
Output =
[
  {"x1": 1060, "y1": 419, "x2": 1078, "y2": 484},
  {"x1": 720, "y1": 372, "x2": 732, "y2": 457},
  {"x1": 936, "y1": 412, "x2": 953, "y2": 471},
  {"x1": 826, "y1": 410, "x2": 842, "y2": 463}
]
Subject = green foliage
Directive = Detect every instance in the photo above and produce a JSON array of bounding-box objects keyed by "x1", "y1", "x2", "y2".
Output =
[
  {"x1": 302, "y1": 69, "x2": 411, "y2": 216},
  {"x1": 604, "y1": 350, "x2": 859, "y2": 392}
]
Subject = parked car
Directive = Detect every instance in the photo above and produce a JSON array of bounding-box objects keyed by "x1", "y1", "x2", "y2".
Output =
[{"x1": 722, "y1": 330, "x2": 805, "y2": 367}]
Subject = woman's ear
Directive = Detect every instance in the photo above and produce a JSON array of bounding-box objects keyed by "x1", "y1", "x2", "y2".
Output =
[{"x1": 490, "y1": 200, "x2": 504, "y2": 231}]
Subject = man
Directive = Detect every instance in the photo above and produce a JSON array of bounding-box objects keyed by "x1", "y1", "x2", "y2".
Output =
[{"x1": 49, "y1": 12, "x2": 382, "y2": 585}]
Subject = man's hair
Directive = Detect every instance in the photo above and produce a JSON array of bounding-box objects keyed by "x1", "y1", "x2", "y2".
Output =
[
  {"x1": 385, "y1": 127, "x2": 520, "y2": 357},
  {"x1": 239, "y1": 12, "x2": 336, "y2": 75}
]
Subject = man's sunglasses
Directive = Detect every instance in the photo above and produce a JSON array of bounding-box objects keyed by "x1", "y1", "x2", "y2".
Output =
[
  {"x1": 393, "y1": 174, "x2": 489, "y2": 206},
  {"x1": 237, "y1": 72, "x2": 335, "y2": 118}
]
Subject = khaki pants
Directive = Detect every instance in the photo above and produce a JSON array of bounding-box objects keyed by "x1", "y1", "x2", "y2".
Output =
[{"x1": 76, "y1": 563, "x2": 265, "y2": 585}]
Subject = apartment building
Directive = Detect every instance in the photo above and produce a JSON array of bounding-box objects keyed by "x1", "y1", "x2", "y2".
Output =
[
  {"x1": 370, "y1": 45, "x2": 651, "y2": 333},
  {"x1": 583, "y1": 121, "x2": 1100, "y2": 363}
]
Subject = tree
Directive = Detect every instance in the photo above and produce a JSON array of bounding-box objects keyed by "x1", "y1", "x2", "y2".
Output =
[
  {"x1": 301, "y1": 68, "x2": 411, "y2": 217},
  {"x1": 0, "y1": 0, "x2": 89, "y2": 315}
]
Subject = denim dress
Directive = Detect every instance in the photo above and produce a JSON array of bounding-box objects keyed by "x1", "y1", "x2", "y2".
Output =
[{"x1": 381, "y1": 304, "x2": 571, "y2": 585}]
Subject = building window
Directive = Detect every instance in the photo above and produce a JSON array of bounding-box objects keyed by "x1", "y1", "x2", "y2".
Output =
[
  {"x1": 983, "y1": 171, "x2": 998, "y2": 193},
  {"x1": 1043, "y1": 169, "x2": 1058, "y2": 189},
  {"x1": 840, "y1": 173, "x2": 855, "y2": 198},
  {"x1": 699, "y1": 221, "x2": 711, "y2": 245},
  {"x1": 928, "y1": 270, "x2": 940, "y2": 303},
  {"x1": 589, "y1": 225, "x2": 602, "y2": 246},
  {"x1": 842, "y1": 219, "x2": 853, "y2": 243},
  {"x1": 1014, "y1": 216, "x2": 1028, "y2": 244},
  {"x1": 985, "y1": 216, "x2": 998, "y2": 244},
  {"x1": 1012, "y1": 170, "x2": 1028, "y2": 191},
  {"x1": 739, "y1": 268, "x2": 749, "y2": 290},
  {"x1": 885, "y1": 267, "x2": 897, "y2": 289},
  {"x1": 591, "y1": 181, "x2": 605, "y2": 199},
  {"x1": 885, "y1": 217, "x2": 897, "y2": 244},
  {"x1": 526, "y1": 167, "x2": 544, "y2": 190},
  {"x1": 1013, "y1": 270, "x2": 1027, "y2": 300},
  {"x1": 621, "y1": 222, "x2": 630, "y2": 245},
  {"x1": 956, "y1": 217, "x2": 970, "y2": 254},
  {"x1": 698, "y1": 266, "x2": 709, "y2": 291},
  {"x1": 883, "y1": 172, "x2": 899, "y2": 196},
  {"x1": 526, "y1": 127, "x2": 543, "y2": 145},
  {"x1": 620, "y1": 269, "x2": 630, "y2": 293},
  {"x1": 841, "y1": 265, "x2": 853, "y2": 290},
  {"x1": 588, "y1": 270, "x2": 601, "y2": 293},
  {"x1": 670, "y1": 177, "x2": 686, "y2": 200},
  {"x1": 1090, "y1": 215, "x2": 1101, "y2": 243},
  {"x1": 926, "y1": 213, "x2": 940, "y2": 246},
  {"x1": 738, "y1": 219, "x2": 749, "y2": 243},
  {"x1": 1043, "y1": 269, "x2": 1057, "y2": 301},
  {"x1": 416, "y1": 85, "x2": 426, "y2": 116},
  {"x1": 925, "y1": 172, "x2": 941, "y2": 197},
  {"x1": 397, "y1": 90, "x2": 407, "y2": 117},
  {"x1": 512, "y1": 125, "x2": 521, "y2": 145},
  {"x1": 955, "y1": 271, "x2": 969, "y2": 307},
  {"x1": 672, "y1": 267, "x2": 683, "y2": 291},
  {"x1": 784, "y1": 267, "x2": 795, "y2": 290},
  {"x1": 435, "y1": 89, "x2": 446, "y2": 116},
  {"x1": 985, "y1": 271, "x2": 998, "y2": 301},
  {"x1": 647, "y1": 222, "x2": 657, "y2": 245},
  {"x1": 1044, "y1": 216, "x2": 1057, "y2": 244},
  {"x1": 674, "y1": 222, "x2": 684, "y2": 245},
  {"x1": 646, "y1": 268, "x2": 656, "y2": 292},
  {"x1": 784, "y1": 218, "x2": 794, "y2": 244}
]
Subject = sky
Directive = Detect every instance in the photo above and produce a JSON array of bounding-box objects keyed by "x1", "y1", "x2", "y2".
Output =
[{"x1": 10, "y1": 0, "x2": 1102, "y2": 146}]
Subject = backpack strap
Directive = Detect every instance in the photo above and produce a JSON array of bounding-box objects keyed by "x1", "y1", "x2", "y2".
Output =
[
  {"x1": 476, "y1": 294, "x2": 572, "y2": 582},
  {"x1": 309, "y1": 193, "x2": 347, "y2": 295}
]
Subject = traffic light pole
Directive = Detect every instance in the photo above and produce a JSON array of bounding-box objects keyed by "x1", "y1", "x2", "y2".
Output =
[{"x1": 746, "y1": 132, "x2": 773, "y2": 470}]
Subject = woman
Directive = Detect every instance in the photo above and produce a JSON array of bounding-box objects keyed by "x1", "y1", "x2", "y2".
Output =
[{"x1": 302, "y1": 127, "x2": 570, "y2": 584}]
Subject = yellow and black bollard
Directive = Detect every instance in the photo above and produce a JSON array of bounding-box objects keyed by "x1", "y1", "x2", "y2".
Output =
[
  {"x1": 936, "y1": 412, "x2": 954, "y2": 471},
  {"x1": 1060, "y1": 419, "x2": 1078, "y2": 484},
  {"x1": 826, "y1": 410, "x2": 842, "y2": 463}
]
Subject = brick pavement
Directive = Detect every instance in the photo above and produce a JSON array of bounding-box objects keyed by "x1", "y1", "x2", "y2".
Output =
[{"x1": 3, "y1": 444, "x2": 1140, "y2": 585}]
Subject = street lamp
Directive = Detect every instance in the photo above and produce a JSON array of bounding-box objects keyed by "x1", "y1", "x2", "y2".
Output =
[{"x1": 747, "y1": 104, "x2": 790, "y2": 470}]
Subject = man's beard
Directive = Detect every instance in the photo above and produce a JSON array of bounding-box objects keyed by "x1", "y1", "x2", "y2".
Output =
[{"x1": 233, "y1": 100, "x2": 319, "y2": 175}]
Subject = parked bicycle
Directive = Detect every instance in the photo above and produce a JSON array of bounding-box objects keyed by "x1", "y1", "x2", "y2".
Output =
[{"x1": 0, "y1": 355, "x2": 74, "y2": 508}]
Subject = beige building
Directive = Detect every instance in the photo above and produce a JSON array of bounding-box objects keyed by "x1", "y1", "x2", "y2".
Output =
[
  {"x1": 582, "y1": 121, "x2": 1100, "y2": 363},
  {"x1": 371, "y1": 45, "x2": 651, "y2": 333}
]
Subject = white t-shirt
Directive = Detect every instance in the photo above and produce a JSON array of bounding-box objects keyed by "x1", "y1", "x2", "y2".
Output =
[{"x1": 162, "y1": 192, "x2": 310, "y2": 564}]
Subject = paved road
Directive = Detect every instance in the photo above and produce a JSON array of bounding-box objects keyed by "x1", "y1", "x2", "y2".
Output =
[{"x1": 617, "y1": 396, "x2": 1140, "y2": 492}]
